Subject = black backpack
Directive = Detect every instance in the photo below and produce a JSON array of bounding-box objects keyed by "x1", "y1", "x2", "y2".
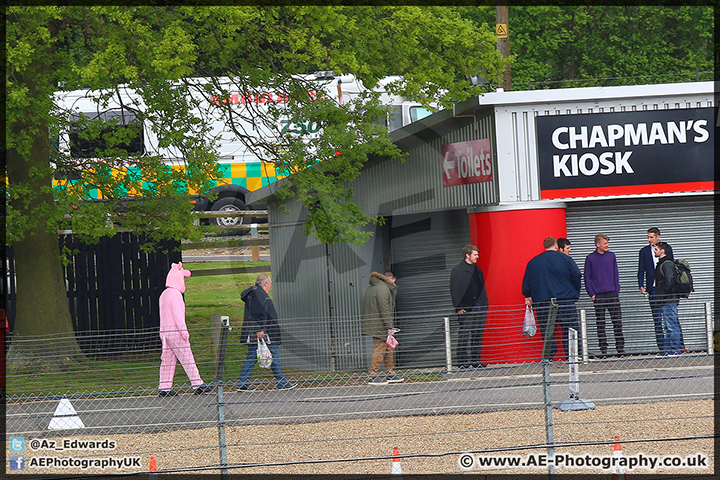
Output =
[{"x1": 671, "y1": 259, "x2": 694, "y2": 298}]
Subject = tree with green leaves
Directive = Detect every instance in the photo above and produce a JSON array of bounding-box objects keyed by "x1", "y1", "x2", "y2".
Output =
[
  {"x1": 6, "y1": 6, "x2": 505, "y2": 370},
  {"x1": 464, "y1": 5, "x2": 713, "y2": 88}
]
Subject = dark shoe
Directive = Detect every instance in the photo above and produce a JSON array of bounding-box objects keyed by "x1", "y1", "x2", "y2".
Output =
[
  {"x1": 385, "y1": 374, "x2": 405, "y2": 383},
  {"x1": 193, "y1": 384, "x2": 213, "y2": 395},
  {"x1": 278, "y1": 383, "x2": 297, "y2": 390},
  {"x1": 236, "y1": 385, "x2": 256, "y2": 392},
  {"x1": 158, "y1": 390, "x2": 177, "y2": 397},
  {"x1": 617, "y1": 350, "x2": 627, "y2": 356},
  {"x1": 368, "y1": 376, "x2": 388, "y2": 385}
]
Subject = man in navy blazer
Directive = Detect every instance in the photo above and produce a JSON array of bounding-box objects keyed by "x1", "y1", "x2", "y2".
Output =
[{"x1": 638, "y1": 227, "x2": 678, "y2": 353}]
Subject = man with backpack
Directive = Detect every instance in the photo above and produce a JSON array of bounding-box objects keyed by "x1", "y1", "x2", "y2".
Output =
[{"x1": 654, "y1": 242, "x2": 683, "y2": 357}]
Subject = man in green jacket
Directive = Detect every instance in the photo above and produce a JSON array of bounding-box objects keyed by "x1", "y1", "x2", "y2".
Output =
[{"x1": 361, "y1": 271, "x2": 403, "y2": 385}]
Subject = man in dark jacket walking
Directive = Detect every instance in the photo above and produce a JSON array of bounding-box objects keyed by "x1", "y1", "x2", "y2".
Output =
[
  {"x1": 236, "y1": 274, "x2": 295, "y2": 391},
  {"x1": 361, "y1": 271, "x2": 402, "y2": 385},
  {"x1": 654, "y1": 242, "x2": 682, "y2": 356},
  {"x1": 449, "y1": 245, "x2": 489, "y2": 368}
]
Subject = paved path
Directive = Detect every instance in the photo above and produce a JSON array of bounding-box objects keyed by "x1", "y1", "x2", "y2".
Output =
[
  {"x1": 6, "y1": 354, "x2": 713, "y2": 437},
  {"x1": 182, "y1": 254, "x2": 270, "y2": 262}
]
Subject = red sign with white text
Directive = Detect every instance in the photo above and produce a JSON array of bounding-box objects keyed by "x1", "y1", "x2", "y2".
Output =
[{"x1": 441, "y1": 139, "x2": 494, "y2": 187}]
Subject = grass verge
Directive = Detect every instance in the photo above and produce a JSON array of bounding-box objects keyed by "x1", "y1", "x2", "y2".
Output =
[{"x1": 6, "y1": 261, "x2": 271, "y2": 397}]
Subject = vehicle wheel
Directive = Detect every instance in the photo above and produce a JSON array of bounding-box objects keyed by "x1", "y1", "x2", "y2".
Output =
[{"x1": 210, "y1": 197, "x2": 247, "y2": 232}]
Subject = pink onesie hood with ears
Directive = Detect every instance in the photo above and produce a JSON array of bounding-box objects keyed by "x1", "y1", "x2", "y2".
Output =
[{"x1": 165, "y1": 262, "x2": 191, "y2": 293}]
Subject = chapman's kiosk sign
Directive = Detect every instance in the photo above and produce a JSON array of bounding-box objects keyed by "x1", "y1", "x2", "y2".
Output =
[{"x1": 536, "y1": 107, "x2": 715, "y2": 199}]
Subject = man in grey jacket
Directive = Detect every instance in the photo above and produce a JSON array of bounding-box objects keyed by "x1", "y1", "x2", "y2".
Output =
[{"x1": 361, "y1": 271, "x2": 403, "y2": 385}]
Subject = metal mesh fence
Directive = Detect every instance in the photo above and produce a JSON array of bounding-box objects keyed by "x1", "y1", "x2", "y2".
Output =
[{"x1": 5, "y1": 296, "x2": 715, "y2": 476}]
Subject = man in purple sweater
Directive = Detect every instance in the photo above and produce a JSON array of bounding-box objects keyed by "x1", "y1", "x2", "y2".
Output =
[{"x1": 584, "y1": 234, "x2": 626, "y2": 357}]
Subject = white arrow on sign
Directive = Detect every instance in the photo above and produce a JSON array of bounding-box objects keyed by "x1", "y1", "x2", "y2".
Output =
[{"x1": 443, "y1": 151, "x2": 455, "y2": 179}]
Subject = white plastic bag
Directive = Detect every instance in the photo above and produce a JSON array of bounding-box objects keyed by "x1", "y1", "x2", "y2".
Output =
[
  {"x1": 386, "y1": 328, "x2": 399, "y2": 350},
  {"x1": 257, "y1": 338, "x2": 273, "y2": 368},
  {"x1": 523, "y1": 306, "x2": 537, "y2": 338}
]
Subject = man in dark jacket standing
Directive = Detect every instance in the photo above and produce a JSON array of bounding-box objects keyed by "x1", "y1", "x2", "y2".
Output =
[
  {"x1": 654, "y1": 242, "x2": 682, "y2": 356},
  {"x1": 522, "y1": 237, "x2": 582, "y2": 361},
  {"x1": 362, "y1": 271, "x2": 402, "y2": 385},
  {"x1": 236, "y1": 274, "x2": 295, "y2": 391},
  {"x1": 449, "y1": 245, "x2": 489, "y2": 368}
]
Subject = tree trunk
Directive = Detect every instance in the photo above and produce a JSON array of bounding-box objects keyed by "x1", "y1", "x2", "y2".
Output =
[
  {"x1": 7, "y1": 225, "x2": 82, "y2": 373},
  {"x1": 6, "y1": 61, "x2": 83, "y2": 373}
]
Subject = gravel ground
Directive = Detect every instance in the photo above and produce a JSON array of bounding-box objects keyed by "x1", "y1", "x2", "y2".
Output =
[{"x1": 14, "y1": 399, "x2": 713, "y2": 476}]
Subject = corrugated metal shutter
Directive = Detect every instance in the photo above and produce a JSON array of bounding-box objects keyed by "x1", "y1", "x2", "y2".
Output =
[
  {"x1": 389, "y1": 209, "x2": 471, "y2": 367},
  {"x1": 565, "y1": 196, "x2": 713, "y2": 355},
  {"x1": 270, "y1": 223, "x2": 333, "y2": 370},
  {"x1": 327, "y1": 226, "x2": 382, "y2": 371}
]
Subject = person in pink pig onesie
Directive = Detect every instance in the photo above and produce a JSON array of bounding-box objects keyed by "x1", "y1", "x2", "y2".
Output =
[{"x1": 157, "y1": 262, "x2": 212, "y2": 397}]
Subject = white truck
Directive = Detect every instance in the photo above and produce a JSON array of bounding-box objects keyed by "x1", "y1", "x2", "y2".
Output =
[{"x1": 53, "y1": 72, "x2": 433, "y2": 227}]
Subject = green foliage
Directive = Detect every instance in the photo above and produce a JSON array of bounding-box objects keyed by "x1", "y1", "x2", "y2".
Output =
[
  {"x1": 463, "y1": 6, "x2": 714, "y2": 88},
  {"x1": 7, "y1": 6, "x2": 504, "y2": 248}
]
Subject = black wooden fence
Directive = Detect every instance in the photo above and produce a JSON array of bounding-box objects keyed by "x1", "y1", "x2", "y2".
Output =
[{"x1": 5, "y1": 233, "x2": 180, "y2": 356}]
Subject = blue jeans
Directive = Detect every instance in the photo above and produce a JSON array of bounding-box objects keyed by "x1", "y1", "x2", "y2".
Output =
[
  {"x1": 648, "y1": 292, "x2": 665, "y2": 352},
  {"x1": 236, "y1": 344, "x2": 291, "y2": 389},
  {"x1": 660, "y1": 303, "x2": 682, "y2": 355}
]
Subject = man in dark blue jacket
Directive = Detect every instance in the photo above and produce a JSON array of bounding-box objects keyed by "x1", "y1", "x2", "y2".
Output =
[
  {"x1": 522, "y1": 236, "x2": 582, "y2": 361},
  {"x1": 236, "y1": 275, "x2": 296, "y2": 391},
  {"x1": 637, "y1": 227, "x2": 682, "y2": 354}
]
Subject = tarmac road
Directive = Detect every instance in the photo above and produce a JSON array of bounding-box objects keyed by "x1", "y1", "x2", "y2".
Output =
[
  {"x1": 182, "y1": 254, "x2": 270, "y2": 262},
  {"x1": 6, "y1": 354, "x2": 713, "y2": 437}
]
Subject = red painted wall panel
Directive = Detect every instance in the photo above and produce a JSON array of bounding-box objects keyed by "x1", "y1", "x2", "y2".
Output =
[{"x1": 469, "y1": 206, "x2": 568, "y2": 364}]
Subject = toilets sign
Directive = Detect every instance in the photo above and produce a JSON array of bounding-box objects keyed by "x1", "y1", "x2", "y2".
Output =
[{"x1": 441, "y1": 138, "x2": 494, "y2": 187}]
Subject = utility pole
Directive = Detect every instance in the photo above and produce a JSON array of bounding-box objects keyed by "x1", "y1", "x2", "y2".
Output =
[{"x1": 495, "y1": 1, "x2": 511, "y2": 91}]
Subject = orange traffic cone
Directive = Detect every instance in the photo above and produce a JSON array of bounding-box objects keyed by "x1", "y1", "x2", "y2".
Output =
[
  {"x1": 149, "y1": 456, "x2": 157, "y2": 472},
  {"x1": 611, "y1": 437, "x2": 626, "y2": 479},
  {"x1": 392, "y1": 447, "x2": 402, "y2": 475}
]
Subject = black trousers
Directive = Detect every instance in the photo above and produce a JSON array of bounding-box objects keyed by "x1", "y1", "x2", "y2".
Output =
[
  {"x1": 456, "y1": 305, "x2": 488, "y2": 367},
  {"x1": 535, "y1": 300, "x2": 581, "y2": 361},
  {"x1": 593, "y1": 291, "x2": 624, "y2": 353}
]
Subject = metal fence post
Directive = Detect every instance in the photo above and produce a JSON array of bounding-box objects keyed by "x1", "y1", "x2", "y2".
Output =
[
  {"x1": 215, "y1": 315, "x2": 231, "y2": 479},
  {"x1": 705, "y1": 302, "x2": 713, "y2": 355},
  {"x1": 444, "y1": 317, "x2": 452, "y2": 372},
  {"x1": 251, "y1": 223, "x2": 259, "y2": 261},
  {"x1": 579, "y1": 308, "x2": 589, "y2": 364},
  {"x1": 543, "y1": 358, "x2": 555, "y2": 477},
  {"x1": 542, "y1": 299, "x2": 558, "y2": 477},
  {"x1": 556, "y1": 329, "x2": 595, "y2": 412}
]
